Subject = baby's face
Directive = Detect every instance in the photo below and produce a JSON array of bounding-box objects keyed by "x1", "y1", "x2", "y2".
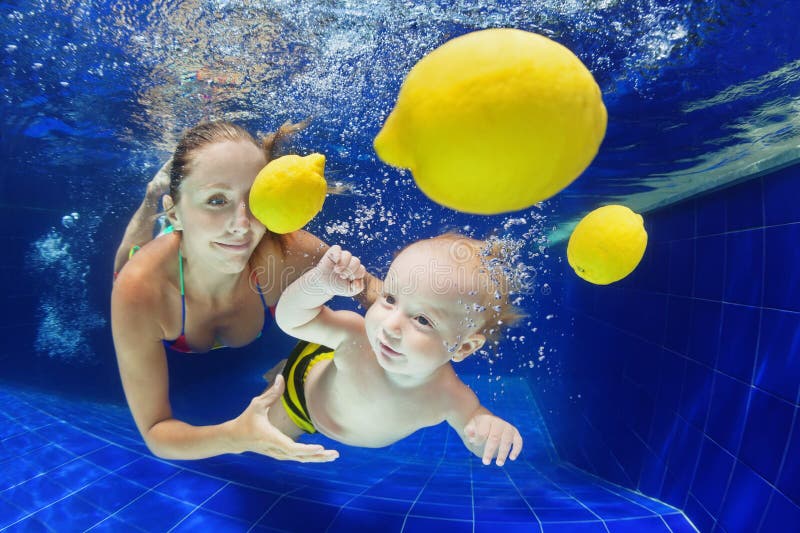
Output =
[{"x1": 364, "y1": 241, "x2": 487, "y2": 380}]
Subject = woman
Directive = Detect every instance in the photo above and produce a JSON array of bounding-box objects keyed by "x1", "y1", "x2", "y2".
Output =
[{"x1": 111, "y1": 120, "x2": 379, "y2": 461}]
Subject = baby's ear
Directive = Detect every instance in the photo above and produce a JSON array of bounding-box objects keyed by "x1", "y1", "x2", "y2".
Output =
[{"x1": 452, "y1": 333, "x2": 485, "y2": 362}]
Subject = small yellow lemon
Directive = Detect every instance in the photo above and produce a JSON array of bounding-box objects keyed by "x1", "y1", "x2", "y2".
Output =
[
  {"x1": 249, "y1": 153, "x2": 327, "y2": 234},
  {"x1": 567, "y1": 205, "x2": 648, "y2": 285},
  {"x1": 374, "y1": 28, "x2": 607, "y2": 215}
]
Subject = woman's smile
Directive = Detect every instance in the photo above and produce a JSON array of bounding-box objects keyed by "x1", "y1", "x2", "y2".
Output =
[{"x1": 214, "y1": 240, "x2": 252, "y2": 253}]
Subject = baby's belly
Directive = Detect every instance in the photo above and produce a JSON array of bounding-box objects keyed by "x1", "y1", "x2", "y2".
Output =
[
  {"x1": 305, "y1": 365, "x2": 429, "y2": 447},
  {"x1": 315, "y1": 416, "x2": 409, "y2": 448}
]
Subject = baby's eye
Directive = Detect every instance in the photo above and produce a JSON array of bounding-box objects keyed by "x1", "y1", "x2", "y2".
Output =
[
  {"x1": 207, "y1": 195, "x2": 227, "y2": 206},
  {"x1": 415, "y1": 315, "x2": 432, "y2": 327},
  {"x1": 384, "y1": 294, "x2": 396, "y2": 305}
]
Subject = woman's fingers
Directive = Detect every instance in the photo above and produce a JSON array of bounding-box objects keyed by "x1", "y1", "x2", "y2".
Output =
[
  {"x1": 257, "y1": 374, "x2": 285, "y2": 405},
  {"x1": 293, "y1": 447, "x2": 339, "y2": 462},
  {"x1": 262, "y1": 430, "x2": 339, "y2": 461},
  {"x1": 298, "y1": 452, "x2": 339, "y2": 463},
  {"x1": 257, "y1": 450, "x2": 337, "y2": 463}
]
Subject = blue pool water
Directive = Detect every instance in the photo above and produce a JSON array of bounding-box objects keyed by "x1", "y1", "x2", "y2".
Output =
[{"x1": 2, "y1": 0, "x2": 800, "y2": 531}]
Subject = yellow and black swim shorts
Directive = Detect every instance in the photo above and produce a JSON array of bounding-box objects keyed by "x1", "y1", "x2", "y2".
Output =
[{"x1": 281, "y1": 341, "x2": 334, "y2": 434}]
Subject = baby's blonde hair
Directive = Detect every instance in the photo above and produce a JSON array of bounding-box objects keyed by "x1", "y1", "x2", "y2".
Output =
[{"x1": 409, "y1": 232, "x2": 525, "y2": 344}]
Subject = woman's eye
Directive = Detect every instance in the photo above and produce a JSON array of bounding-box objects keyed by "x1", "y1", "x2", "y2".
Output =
[
  {"x1": 384, "y1": 294, "x2": 395, "y2": 305},
  {"x1": 207, "y1": 195, "x2": 227, "y2": 206},
  {"x1": 415, "y1": 315, "x2": 431, "y2": 327}
]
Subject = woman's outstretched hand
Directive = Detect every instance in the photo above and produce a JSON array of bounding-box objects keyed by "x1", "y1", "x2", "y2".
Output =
[{"x1": 231, "y1": 375, "x2": 339, "y2": 462}]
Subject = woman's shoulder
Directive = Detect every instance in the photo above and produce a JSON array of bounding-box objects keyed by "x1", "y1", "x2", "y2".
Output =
[
  {"x1": 113, "y1": 233, "x2": 179, "y2": 307},
  {"x1": 280, "y1": 230, "x2": 329, "y2": 271},
  {"x1": 252, "y1": 230, "x2": 328, "y2": 283}
]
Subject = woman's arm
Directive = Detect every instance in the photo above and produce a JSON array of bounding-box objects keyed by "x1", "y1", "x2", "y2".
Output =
[
  {"x1": 113, "y1": 160, "x2": 171, "y2": 275},
  {"x1": 111, "y1": 267, "x2": 337, "y2": 462},
  {"x1": 112, "y1": 267, "x2": 229, "y2": 459}
]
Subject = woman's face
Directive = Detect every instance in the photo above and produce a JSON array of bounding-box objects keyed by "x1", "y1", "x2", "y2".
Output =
[{"x1": 172, "y1": 140, "x2": 267, "y2": 274}]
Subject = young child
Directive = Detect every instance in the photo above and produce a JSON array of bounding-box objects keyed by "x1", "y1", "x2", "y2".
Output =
[{"x1": 266, "y1": 234, "x2": 523, "y2": 466}]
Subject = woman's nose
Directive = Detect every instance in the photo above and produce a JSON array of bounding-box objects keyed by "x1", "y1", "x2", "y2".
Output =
[{"x1": 230, "y1": 201, "x2": 251, "y2": 234}]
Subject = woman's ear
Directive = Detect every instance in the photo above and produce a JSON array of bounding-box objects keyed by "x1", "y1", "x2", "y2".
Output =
[
  {"x1": 451, "y1": 333, "x2": 486, "y2": 363},
  {"x1": 162, "y1": 195, "x2": 182, "y2": 230}
]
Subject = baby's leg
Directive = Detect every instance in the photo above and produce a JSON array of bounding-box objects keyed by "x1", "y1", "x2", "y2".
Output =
[{"x1": 267, "y1": 393, "x2": 305, "y2": 441}]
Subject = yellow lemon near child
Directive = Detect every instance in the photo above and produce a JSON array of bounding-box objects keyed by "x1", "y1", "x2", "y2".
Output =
[
  {"x1": 567, "y1": 205, "x2": 648, "y2": 285},
  {"x1": 373, "y1": 28, "x2": 607, "y2": 215},
  {"x1": 249, "y1": 153, "x2": 327, "y2": 234}
]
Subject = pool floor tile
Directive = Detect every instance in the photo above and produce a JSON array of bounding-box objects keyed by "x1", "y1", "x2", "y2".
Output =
[{"x1": 0, "y1": 381, "x2": 694, "y2": 532}]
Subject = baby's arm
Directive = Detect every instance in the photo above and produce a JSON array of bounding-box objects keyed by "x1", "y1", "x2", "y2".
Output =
[
  {"x1": 275, "y1": 245, "x2": 366, "y2": 348},
  {"x1": 445, "y1": 382, "x2": 523, "y2": 466}
]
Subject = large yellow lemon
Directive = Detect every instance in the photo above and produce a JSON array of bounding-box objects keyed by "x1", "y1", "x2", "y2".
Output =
[
  {"x1": 249, "y1": 153, "x2": 327, "y2": 234},
  {"x1": 374, "y1": 28, "x2": 607, "y2": 215},
  {"x1": 567, "y1": 205, "x2": 648, "y2": 285}
]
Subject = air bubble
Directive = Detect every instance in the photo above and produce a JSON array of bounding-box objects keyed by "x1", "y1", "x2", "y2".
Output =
[{"x1": 61, "y1": 212, "x2": 79, "y2": 229}]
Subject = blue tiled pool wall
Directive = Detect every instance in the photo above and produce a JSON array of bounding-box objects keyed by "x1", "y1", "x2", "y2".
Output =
[{"x1": 536, "y1": 163, "x2": 800, "y2": 532}]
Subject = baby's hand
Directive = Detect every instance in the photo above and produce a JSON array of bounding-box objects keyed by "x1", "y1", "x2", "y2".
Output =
[
  {"x1": 316, "y1": 245, "x2": 366, "y2": 297},
  {"x1": 465, "y1": 413, "x2": 523, "y2": 466}
]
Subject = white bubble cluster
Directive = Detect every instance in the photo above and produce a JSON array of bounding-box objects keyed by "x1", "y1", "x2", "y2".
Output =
[{"x1": 28, "y1": 228, "x2": 106, "y2": 363}]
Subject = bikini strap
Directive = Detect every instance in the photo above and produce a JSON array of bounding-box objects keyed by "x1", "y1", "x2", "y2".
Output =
[
  {"x1": 178, "y1": 248, "x2": 186, "y2": 335},
  {"x1": 257, "y1": 285, "x2": 268, "y2": 310},
  {"x1": 176, "y1": 253, "x2": 266, "y2": 343},
  {"x1": 252, "y1": 268, "x2": 269, "y2": 311}
]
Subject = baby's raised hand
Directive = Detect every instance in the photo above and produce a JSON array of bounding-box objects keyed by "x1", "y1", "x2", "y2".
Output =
[
  {"x1": 465, "y1": 413, "x2": 523, "y2": 466},
  {"x1": 316, "y1": 245, "x2": 366, "y2": 297}
]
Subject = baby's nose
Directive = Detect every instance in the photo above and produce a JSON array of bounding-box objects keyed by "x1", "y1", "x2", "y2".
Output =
[
  {"x1": 382, "y1": 314, "x2": 402, "y2": 338},
  {"x1": 383, "y1": 324, "x2": 401, "y2": 339}
]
